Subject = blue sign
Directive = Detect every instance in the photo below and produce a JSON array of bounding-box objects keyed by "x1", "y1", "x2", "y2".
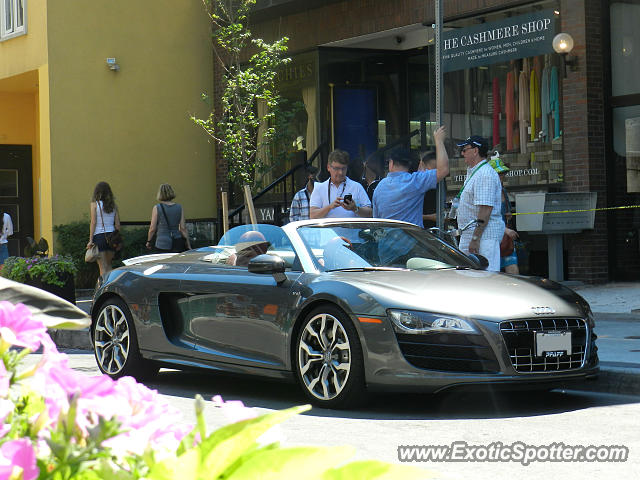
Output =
[{"x1": 442, "y1": 10, "x2": 558, "y2": 72}]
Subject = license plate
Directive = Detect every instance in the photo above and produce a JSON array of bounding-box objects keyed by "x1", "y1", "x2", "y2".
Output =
[{"x1": 535, "y1": 331, "x2": 572, "y2": 357}]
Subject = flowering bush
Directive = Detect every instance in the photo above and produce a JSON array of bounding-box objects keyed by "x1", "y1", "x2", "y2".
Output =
[
  {"x1": 0, "y1": 256, "x2": 77, "y2": 288},
  {"x1": 0, "y1": 301, "x2": 424, "y2": 480}
]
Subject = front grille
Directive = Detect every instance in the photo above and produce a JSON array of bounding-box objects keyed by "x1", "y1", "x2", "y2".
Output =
[
  {"x1": 500, "y1": 318, "x2": 588, "y2": 372},
  {"x1": 395, "y1": 332, "x2": 500, "y2": 373}
]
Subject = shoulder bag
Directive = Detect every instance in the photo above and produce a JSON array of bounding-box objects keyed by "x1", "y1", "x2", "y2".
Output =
[
  {"x1": 99, "y1": 203, "x2": 124, "y2": 252},
  {"x1": 159, "y1": 204, "x2": 187, "y2": 252}
]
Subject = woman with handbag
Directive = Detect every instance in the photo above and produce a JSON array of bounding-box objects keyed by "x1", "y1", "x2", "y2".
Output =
[
  {"x1": 146, "y1": 183, "x2": 191, "y2": 253},
  {"x1": 489, "y1": 156, "x2": 519, "y2": 274},
  {"x1": 87, "y1": 181, "x2": 121, "y2": 277}
]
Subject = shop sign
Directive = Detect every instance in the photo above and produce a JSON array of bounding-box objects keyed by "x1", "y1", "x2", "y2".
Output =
[
  {"x1": 277, "y1": 61, "x2": 315, "y2": 88},
  {"x1": 442, "y1": 10, "x2": 557, "y2": 72}
]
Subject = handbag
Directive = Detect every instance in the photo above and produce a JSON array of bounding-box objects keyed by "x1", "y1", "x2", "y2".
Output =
[
  {"x1": 106, "y1": 230, "x2": 124, "y2": 251},
  {"x1": 85, "y1": 244, "x2": 100, "y2": 263},
  {"x1": 99, "y1": 203, "x2": 124, "y2": 252},
  {"x1": 159, "y1": 204, "x2": 187, "y2": 252},
  {"x1": 500, "y1": 232, "x2": 514, "y2": 257}
]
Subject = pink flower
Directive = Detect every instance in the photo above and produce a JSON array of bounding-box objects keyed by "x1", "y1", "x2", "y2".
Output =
[
  {"x1": 0, "y1": 439, "x2": 39, "y2": 480},
  {"x1": 102, "y1": 377, "x2": 190, "y2": 455},
  {"x1": 211, "y1": 395, "x2": 257, "y2": 423},
  {"x1": 0, "y1": 302, "x2": 49, "y2": 351}
]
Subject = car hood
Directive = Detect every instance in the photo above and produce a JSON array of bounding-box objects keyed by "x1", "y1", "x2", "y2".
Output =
[{"x1": 329, "y1": 269, "x2": 587, "y2": 320}]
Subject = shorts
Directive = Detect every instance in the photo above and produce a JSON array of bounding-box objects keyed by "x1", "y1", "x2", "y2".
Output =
[
  {"x1": 93, "y1": 232, "x2": 114, "y2": 252},
  {"x1": 501, "y1": 249, "x2": 518, "y2": 268}
]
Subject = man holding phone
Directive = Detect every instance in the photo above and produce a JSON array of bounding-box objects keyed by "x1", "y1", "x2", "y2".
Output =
[
  {"x1": 310, "y1": 149, "x2": 372, "y2": 219},
  {"x1": 373, "y1": 126, "x2": 449, "y2": 227}
]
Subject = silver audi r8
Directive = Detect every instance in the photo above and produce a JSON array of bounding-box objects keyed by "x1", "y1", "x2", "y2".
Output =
[{"x1": 90, "y1": 219, "x2": 599, "y2": 408}]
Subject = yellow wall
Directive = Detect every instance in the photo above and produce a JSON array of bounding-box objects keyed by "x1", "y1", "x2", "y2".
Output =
[
  {"x1": 46, "y1": 0, "x2": 216, "y2": 228},
  {"x1": 0, "y1": 92, "x2": 36, "y2": 144},
  {"x1": 0, "y1": 1, "x2": 48, "y2": 79}
]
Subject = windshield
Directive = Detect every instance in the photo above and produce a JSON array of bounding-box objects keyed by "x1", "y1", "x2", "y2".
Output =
[
  {"x1": 202, "y1": 224, "x2": 300, "y2": 270},
  {"x1": 297, "y1": 222, "x2": 476, "y2": 272}
]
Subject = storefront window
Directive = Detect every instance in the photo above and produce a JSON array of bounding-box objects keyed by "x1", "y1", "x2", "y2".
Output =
[
  {"x1": 256, "y1": 51, "x2": 316, "y2": 192},
  {"x1": 610, "y1": 1, "x2": 640, "y2": 97},
  {"x1": 441, "y1": 3, "x2": 562, "y2": 192},
  {"x1": 611, "y1": 1, "x2": 640, "y2": 193}
]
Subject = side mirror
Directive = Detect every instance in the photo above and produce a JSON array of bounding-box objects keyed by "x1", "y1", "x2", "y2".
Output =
[
  {"x1": 467, "y1": 253, "x2": 489, "y2": 270},
  {"x1": 248, "y1": 254, "x2": 287, "y2": 284}
]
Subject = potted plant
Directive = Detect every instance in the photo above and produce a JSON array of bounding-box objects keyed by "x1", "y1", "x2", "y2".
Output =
[{"x1": 0, "y1": 254, "x2": 77, "y2": 303}]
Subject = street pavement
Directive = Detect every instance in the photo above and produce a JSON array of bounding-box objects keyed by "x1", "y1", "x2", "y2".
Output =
[{"x1": 54, "y1": 282, "x2": 640, "y2": 396}]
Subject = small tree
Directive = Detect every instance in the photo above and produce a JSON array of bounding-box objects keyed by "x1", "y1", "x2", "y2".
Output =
[{"x1": 193, "y1": 0, "x2": 291, "y2": 189}]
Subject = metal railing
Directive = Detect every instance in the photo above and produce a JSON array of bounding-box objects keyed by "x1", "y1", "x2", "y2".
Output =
[{"x1": 224, "y1": 141, "x2": 329, "y2": 229}]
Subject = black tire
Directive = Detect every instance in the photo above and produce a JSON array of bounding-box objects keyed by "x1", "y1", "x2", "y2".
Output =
[
  {"x1": 92, "y1": 297, "x2": 158, "y2": 381},
  {"x1": 294, "y1": 305, "x2": 366, "y2": 409}
]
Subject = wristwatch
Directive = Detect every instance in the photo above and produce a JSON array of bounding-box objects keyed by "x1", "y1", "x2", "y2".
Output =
[{"x1": 354, "y1": 204, "x2": 360, "y2": 214}]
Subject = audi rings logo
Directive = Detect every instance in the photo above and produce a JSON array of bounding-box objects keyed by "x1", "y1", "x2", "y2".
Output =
[{"x1": 531, "y1": 306, "x2": 556, "y2": 315}]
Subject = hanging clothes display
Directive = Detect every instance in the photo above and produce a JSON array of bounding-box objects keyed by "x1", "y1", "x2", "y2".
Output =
[
  {"x1": 505, "y1": 71, "x2": 515, "y2": 151},
  {"x1": 518, "y1": 69, "x2": 530, "y2": 154},
  {"x1": 492, "y1": 76, "x2": 502, "y2": 149},
  {"x1": 540, "y1": 65, "x2": 550, "y2": 142},
  {"x1": 550, "y1": 66, "x2": 560, "y2": 139},
  {"x1": 529, "y1": 69, "x2": 540, "y2": 141}
]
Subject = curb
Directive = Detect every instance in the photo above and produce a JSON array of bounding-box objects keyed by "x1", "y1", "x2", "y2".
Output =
[
  {"x1": 571, "y1": 367, "x2": 640, "y2": 397},
  {"x1": 49, "y1": 328, "x2": 92, "y2": 350}
]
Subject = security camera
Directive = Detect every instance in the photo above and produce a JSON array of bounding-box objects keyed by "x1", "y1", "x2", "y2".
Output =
[{"x1": 395, "y1": 35, "x2": 404, "y2": 44}]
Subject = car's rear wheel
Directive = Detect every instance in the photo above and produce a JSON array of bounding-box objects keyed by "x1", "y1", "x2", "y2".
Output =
[
  {"x1": 92, "y1": 297, "x2": 158, "y2": 380},
  {"x1": 294, "y1": 306, "x2": 366, "y2": 408}
]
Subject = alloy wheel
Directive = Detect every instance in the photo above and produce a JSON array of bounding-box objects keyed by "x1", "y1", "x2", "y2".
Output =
[
  {"x1": 298, "y1": 313, "x2": 351, "y2": 401},
  {"x1": 94, "y1": 303, "x2": 131, "y2": 375}
]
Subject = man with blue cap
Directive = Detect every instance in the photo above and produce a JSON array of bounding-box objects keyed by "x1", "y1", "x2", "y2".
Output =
[{"x1": 454, "y1": 135, "x2": 504, "y2": 271}]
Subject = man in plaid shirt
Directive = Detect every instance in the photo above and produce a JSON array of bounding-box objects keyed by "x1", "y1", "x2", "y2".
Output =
[
  {"x1": 455, "y1": 135, "x2": 505, "y2": 272},
  {"x1": 288, "y1": 166, "x2": 318, "y2": 222}
]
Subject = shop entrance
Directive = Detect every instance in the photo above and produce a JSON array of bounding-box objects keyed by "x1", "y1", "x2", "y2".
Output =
[{"x1": 0, "y1": 145, "x2": 34, "y2": 257}]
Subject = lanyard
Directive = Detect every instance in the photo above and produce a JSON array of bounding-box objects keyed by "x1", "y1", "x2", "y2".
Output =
[
  {"x1": 455, "y1": 160, "x2": 488, "y2": 199},
  {"x1": 328, "y1": 181, "x2": 347, "y2": 204}
]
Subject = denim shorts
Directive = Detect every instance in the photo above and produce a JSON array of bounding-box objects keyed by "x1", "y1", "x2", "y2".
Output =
[
  {"x1": 500, "y1": 249, "x2": 518, "y2": 268},
  {"x1": 92, "y1": 233, "x2": 114, "y2": 252}
]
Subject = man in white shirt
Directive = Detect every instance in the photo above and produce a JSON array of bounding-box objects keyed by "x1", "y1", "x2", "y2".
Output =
[{"x1": 310, "y1": 149, "x2": 372, "y2": 219}]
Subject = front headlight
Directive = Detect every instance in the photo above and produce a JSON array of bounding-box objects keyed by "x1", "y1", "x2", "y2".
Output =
[{"x1": 388, "y1": 309, "x2": 478, "y2": 334}]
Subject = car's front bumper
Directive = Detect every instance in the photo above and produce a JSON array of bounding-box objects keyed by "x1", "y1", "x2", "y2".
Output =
[{"x1": 358, "y1": 315, "x2": 599, "y2": 393}]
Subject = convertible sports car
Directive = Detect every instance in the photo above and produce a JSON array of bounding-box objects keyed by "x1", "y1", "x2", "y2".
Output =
[{"x1": 90, "y1": 219, "x2": 599, "y2": 408}]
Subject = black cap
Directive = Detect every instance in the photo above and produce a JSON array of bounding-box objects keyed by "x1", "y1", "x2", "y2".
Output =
[{"x1": 456, "y1": 135, "x2": 487, "y2": 149}]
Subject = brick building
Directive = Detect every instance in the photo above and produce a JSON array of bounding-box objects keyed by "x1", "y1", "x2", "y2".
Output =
[{"x1": 213, "y1": 0, "x2": 639, "y2": 283}]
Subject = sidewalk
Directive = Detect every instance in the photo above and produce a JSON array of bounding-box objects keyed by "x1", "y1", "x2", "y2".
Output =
[{"x1": 54, "y1": 284, "x2": 640, "y2": 396}]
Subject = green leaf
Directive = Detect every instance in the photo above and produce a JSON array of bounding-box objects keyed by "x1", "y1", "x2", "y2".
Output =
[
  {"x1": 148, "y1": 448, "x2": 200, "y2": 480},
  {"x1": 323, "y1": 460, "x2": 433, "y2": 480},
  {"x1": 198, "y1": 405, "x2": 311, "y2": 478},
  {"x1": 225, "y1": 446, "x2": 355, "y2": 480}
]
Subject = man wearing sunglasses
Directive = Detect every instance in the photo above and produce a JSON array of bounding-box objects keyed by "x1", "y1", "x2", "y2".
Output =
[{"x1": 455, "y1": 135, "x2": 504, "y2": 272}]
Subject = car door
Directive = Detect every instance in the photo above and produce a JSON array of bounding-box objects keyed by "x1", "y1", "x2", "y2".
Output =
[{"x1": 180, "y1": 257, "x2": 302, "y2": 370}]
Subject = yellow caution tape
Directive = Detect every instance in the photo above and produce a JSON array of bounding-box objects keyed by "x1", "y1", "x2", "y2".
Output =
[{"x1": 512, "y1": 204, "x2": 640, "y2": 216}]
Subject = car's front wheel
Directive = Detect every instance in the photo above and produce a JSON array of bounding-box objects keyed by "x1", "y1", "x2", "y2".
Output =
[
  {"x1": 294, "y1": 306, "x2": 365, "y2": 408},
  {"x1": 92, "y1": 297, "x2": 158, "y2": 380}
]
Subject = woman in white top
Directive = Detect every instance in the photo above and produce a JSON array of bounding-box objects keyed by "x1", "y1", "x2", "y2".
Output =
[
  {"x1": 87, "y1": 182, "x2": 120, "y2": 277},
  {"x1": 0, "y1": 210, "x2": 14, "y2": 264}
]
